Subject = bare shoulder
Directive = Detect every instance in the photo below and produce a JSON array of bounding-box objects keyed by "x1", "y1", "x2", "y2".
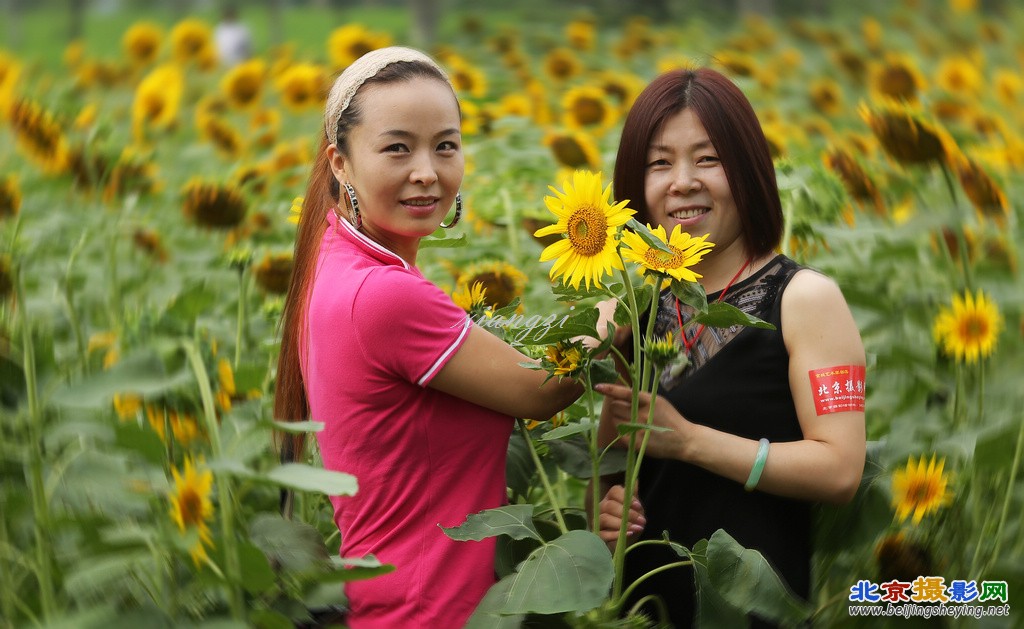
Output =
[{"x1": 781, "y1": 268, "x2": 862, "y2": 351}]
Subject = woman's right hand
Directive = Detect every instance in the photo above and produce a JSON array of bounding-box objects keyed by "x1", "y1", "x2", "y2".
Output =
[
  {"x1": 585, "y1": 298, "x2": 632, "y2": 354},
  {"x1": 597, "y1": 484, "x2": 646, "y2": 551}
]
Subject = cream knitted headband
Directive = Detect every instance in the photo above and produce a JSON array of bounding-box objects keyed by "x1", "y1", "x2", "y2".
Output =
[{"x1": 323, "y1": 46, "x2": 451, "y2": 144}]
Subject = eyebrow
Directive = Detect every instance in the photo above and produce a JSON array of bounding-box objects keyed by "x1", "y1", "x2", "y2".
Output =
[
  {"x1": 378, "y1": 127, "x2": 461, "y2": 140},
  {"x1": 648, "y1": 140, "x2": 715, "y2": 153}
]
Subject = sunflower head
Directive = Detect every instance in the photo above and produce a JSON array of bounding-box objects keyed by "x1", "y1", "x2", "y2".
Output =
[
  {"x1": 534, "y1": 170, "x2": 635, "y2": 289},
  {"x1": 0, "y1": 175, "x2": 21, "y2": 219},
  {"x1": 451, "y1": 281, "x2": 489, "y2": 316},
  {"x1": 809, "y1": 79, "x2": 843, "y2": 117},
  {"x1": 823, "y1": 146, "x2": 884, "y2": 213},
  {"x1": 562, "y1": 85, "x2": 618, "y2": 135},
  {"x1": 645, "y1": 331, "x2": 681, "y2": 369},
  {"x1": 869, "y1": 54, "x2": 925, "y2": 103},
  {"x1": 182, "y1": 179, "x2": 248, "y2": 229},
  {"x1": 860, "y1": 102, "x2": 951, "y2": 166},
  {"x1": 7, "y1": 99, "x2": 69, "y2": 174},
  {"x1": 327, "y1": 24, "x2": 392, "y2": 70},
  {"x1": 197, "y1": 114, "x2": 245, "y2": 159},
  {"x1": 951, "y1": 153, "x2": 1008, "y2": 225},
  {"x1": 456, "y1": 260, "x2": 527, "y2": 310},
  {"x1": 275, "y1": 63, "x2": 327, "y2": 112},
  {"x1": 937, "y1": 55, "x2": 981, "y2": 94},
  {"x1": 875, "y1": 533, "x2": 934, "y2": 582},
  {"x1": 891, "y1": 454, "x2": 952, "y2": 524},
  {"x1": 932, "y1": 289, "x2": 1003, "y2": 364},
  {"x1": 169, "y1": 456, "x2": 214, "y2": 566},
  {"x1": 221, "y1": 58, "x2": 266, "y2": 109},
  {"x1": 447, "y1": 57, "x2": 487, "y2": 99},
  {"x1": 169, "y1": 18, "x2": 214, "y2": 65},
  {"x1": 543, "y1": 340, "x2": 585, "y2": 378},
  {"x1": 132, "y1": 228, "x2": 168, "y2": 263},
  {"x1": 543, "y1": 48, "x2": 582, "y2": 82},
  {"x1": 620, "y1": 223, "x2": 714, "y2": 284},
  {"x1": 123, "y1": 22, "x2": 163, "y2": 66},
  {"x1": 545, "y1": 130, "x2": 601, "y2": 170},
  {"x1": 252, "y1": 252, "x2": 294, "y2": 294}
]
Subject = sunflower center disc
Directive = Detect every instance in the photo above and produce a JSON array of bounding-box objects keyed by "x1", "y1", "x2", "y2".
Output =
[{"x1": 567, "y1": 205, "x2": 608, "y2": 256}]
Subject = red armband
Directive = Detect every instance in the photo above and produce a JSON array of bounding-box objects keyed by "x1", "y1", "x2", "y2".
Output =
[{"x1": 809, "y1": 365, "x2": 865, "y2": 416}]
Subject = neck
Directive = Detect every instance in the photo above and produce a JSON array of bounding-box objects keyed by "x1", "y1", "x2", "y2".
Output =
[
  {"x1": 359, "y1": 223, "x2": 418, "y2": 267},
  {"x1": 694, "y1": 244, "x2": 754, "y2": 295}
]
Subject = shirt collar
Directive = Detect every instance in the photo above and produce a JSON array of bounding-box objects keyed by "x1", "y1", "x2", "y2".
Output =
[{"x1": 327, "y1": 207, "x2": 410, "y2": 270}]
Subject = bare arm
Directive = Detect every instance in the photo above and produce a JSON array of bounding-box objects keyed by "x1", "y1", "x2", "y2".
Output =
[
  {"x1": 596, "y1": 270, "x2": 866, "y2": 504},
  {"x1": 429, "y1": 323, "x2": 583, "y2": 420}
]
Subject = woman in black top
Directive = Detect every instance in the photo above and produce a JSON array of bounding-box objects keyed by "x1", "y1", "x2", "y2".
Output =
[{"x1": 592, "y1": 68, "x2": 866, "y2": 627}]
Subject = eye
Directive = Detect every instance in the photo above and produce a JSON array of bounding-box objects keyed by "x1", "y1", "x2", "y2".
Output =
[
  {"x1": 383, "y1": 143, "x2": 409, "y2": 153},
  {"x1": 697, "y1": 155, "x2": 720, "y2": 164},
  {"x1": 437, "y1": 140, "x2": 459, "y2": 152},
  {"x1": 646, "y1": 158, "x2": 670, "y2": 168}
]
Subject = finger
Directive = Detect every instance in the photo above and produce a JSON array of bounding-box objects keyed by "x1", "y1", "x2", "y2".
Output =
[{"x1": 593, "y1": 383, "x2": 633, "y2": 400}]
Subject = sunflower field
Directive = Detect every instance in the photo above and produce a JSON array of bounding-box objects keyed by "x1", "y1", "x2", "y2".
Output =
[{"x1": 1, "y1": 0, "x2": 1022, "y2": 627}]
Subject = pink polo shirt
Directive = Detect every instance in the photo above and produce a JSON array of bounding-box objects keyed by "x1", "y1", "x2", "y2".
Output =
[{"x1": 302, "y1": 210, "x2": 513, "y2": 628}]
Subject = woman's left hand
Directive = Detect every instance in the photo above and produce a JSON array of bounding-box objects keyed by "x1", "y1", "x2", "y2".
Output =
[{"x1": 594, "y1": 382, "x2": 690, "y2": 461}]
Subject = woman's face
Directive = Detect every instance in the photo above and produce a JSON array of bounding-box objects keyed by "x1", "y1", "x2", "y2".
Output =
[
  {"x1": 330, "y1": 76, "x2": 464, "y2": 249},
  {"x1": 643, "y1": 108, "x2": 744, "y2": 258}
]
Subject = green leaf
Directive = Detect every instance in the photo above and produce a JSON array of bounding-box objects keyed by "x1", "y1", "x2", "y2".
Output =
[
  {"x1": 506, "y1": 434, "x2": 534, "y2": 499},
  {"x1": 420, "y1": 233, "x2": 467, "y2": 248},
  {"x1": 501, "y1": 306, "x2": 599, "y2": 345},
  {"x1": 267, "y1": 420, "x2": 325, "y2": 434},
  {"x1": 165, "y1": 281, "x2": 219, "y2": 323},
  {"x1": 626, "y1": 219, "x2": 675, "y2": 255},
  {"x1": 691, "y1": 302, "x2": 775, "y2": 330},
  {"x1": 50, "y1": 350, "x2": 193, "y2": 408},
  {"x1": 114, "y1": 421, "x2": 166, "y2": 466},
  {"x1": 440, "y1": 504, "x2": 542, "y2": 542},
  {"x1": 692, "y1": 539, "x2": 749, "y2": 629},
  {"x1": 548, "y1": 437, "x2": 628, "y2": 478},
  {"x1": 249, "y1": 514, "x2": 330, "y2": 573},
  {"x1": 703, "y1": 530, "x2": 813, "y2": 625},
  {"x1": 317, "y1": 555, "x2": 396, "y2": 583},
  {"x1": 973, "y1": 420, "x2": 1018, "y2": 473},
  {"x1": 616, "y1": 423, "x2": 673, "y2": 436},
  {"x1": 482, "y1": 530, "x2": 613, "y2": 614},
  {"x1": 237, "y1": 541, "x2": 277, "y2": 594},
  {"x1": 540, "y1": 423, "x2": 594, "y2": 441},
  {"x1": 670, "y1": 279, "x2": 709, "y2": 313},
  {"x1": 262, "y1": 463, "x2": 358, "y2": 496},
  {"x1": 552, "y1": 282, "x2": 608, "y2": 302},
  {"x1": 64, "y1": 550, "x2": 153, "y2": 602}
]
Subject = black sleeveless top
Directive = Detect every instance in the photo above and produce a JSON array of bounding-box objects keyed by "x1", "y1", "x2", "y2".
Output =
[{"x1": 623, "y1": 255, "x2": 809, "y2": 628}]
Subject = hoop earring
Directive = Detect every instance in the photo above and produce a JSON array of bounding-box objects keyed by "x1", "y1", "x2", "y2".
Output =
[
  {"x1": 441, "y1": 193, "x2": 462, "y2": 229},
  {"x1": 343, "y1": 182, "x2": 361, "y2": 229}
]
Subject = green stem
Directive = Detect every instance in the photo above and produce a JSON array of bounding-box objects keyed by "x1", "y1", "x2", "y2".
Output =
[
  {"x1": 985, "y1": 415, "x2": 1024, "y2": 573},
  {"x1": 15, "y1": 267, "x2": 56, "y2": 622},
  {"x1": 584, "y1": 371, "x2": 602, "y2": 530},
  {"x1": 611, "y1": 266, "x2": 644, "y2": 601},
  {"x1": 618, "y1": 559, "x2": 692, "y2": 614},
  {"x1": 939, "y1": 164, "x2": 973, "y2": 292},
  {"x1": 63, "y1": 232, "x2": 89, "y2": 375},
  {"x1": 977, "y1": 362, "x2": 985, "y2": 425},
  {"x1": 183, "y1": 340, "x2": 244, "y2": 620},
  {"x1": 502, "y1": 189, "x2": 519, "y2": 258},
  {"x1": 516, "y1": 418, "x2": 568, "y2": 534},
  {"x1": 234, "y1": 268, "x2": 247, "y2": 370},
  {"x1": 0, "y1": 510, "x2": 15, "y2": 626}
]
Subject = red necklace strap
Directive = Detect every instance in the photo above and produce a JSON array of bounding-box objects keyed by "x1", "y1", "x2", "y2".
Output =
[{"x1": 676, "y1": 257, "x2": 753, "y2": 354}]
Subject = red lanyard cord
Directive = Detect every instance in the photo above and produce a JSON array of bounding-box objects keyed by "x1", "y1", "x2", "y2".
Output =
[{"x1": 675, "y1": 257, "x2": 752, "y2": 354}]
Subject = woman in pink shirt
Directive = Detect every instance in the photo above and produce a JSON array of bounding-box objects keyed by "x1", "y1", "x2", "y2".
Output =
[{"x1": 274, "y1": 47, "x2": 582, "y2": 628}]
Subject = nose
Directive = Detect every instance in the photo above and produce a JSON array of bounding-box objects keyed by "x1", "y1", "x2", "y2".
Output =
[
  {"x1": 409, "y1": 152, "x2": 438, "y2": 186},
  {"x1": 669, "y1": 165, "x2": 702, "y2": 194}
]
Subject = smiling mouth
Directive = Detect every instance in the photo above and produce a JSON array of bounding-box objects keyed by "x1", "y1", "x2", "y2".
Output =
[
  {"x1": 402, "y1": 198, "x2": 438, "y2": 207},
  {"x1": 669, "y1": 207, "x2": 709, "y2": 219}
]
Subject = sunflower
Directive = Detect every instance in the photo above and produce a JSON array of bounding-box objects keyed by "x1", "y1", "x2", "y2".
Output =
[
  {"x1": 891, "y1": 454, "x2": 952, "y2": 524},
  {"x1": 1, "y1": 175, "x2": 21, "y2": 219},
  {"x1": 168, "y1": 457, "x2": 215, "y2": 565},
  {"x1": 250, "y1": 107, "x2": 280, "y2": 147},
  {"x1": 596, "y1": 70, "x2": 644, "y2": 113},
  {"x1": 496, "y1": 93, "x2": 531, "y2": 119},
  {"x1": 104, "y1": 149, "x2": 160, "y2": 203},
  {"x1": 274, "y1": 63, "x2": 327, "y2": 112},
  {"x1": 182, "y1": 180, "x2": 248, "y2": 229},
  {"x1": 869, "y1": 54, "x2": 925, "y2": 103},
  {"x1": 645, "y1": 331, "x2": 681, "y2": 369},
  {"x1": 534, "y1": 170, "x2": 635, "y2": 289},
  {"x1": 545, "y1": 129, "x2": 601, "y2": 170},
  {"x1": 132, "y1": 227, "x2": 168, "y2": 263},
  {"x1": 543, "y1": 341, "x2": 584, "y2": 378},
  {"x1": 823, "y1": 146, "x2": 884, "y2": 213},
  {"x1": 287, "y1": 196, "x2": 303, "y2": 225},
  {"x1": 123, "y1": 22, "x2": 162, "y2": 67},
  {"x1": 614, "y1": 17, "x2": 656, "y2": 60},
  {"x1": 270, "y1": 139, "x2": 312, "y2": 185},
  {"x1": 951, "y1": 153, "x2": 1008, "y2": 225},
  {"x1": 197, "y1": 114, "x2": 245, "y2": 159},
  {"x1": 113, "y1": 393, "x2": 142, "y2": 420},
  {"x1": 6, "y1": 99, "x2": 69, "y2": 174},
  {"x1": 993, "y1": 69, "x2": 1022, "y2": 108},
  {"x1": 875, "y1": 533, "x2": 934, "y2": 582},
  {"x1": 253, "y1": 252, "x2": 293, "y2": 294},
  {"x1": 565, "y1": 18, "x2": 596, "y2": 51},
  {"x1": 860, "y1": 103, "x2": 951, "y2": 166},
  {"x1": 0, "y1": 50, "x2": 22, "y2": 112},
  {"x1": 451, "y1": 281, "x2": 488, "y2": 314},
  {"x1": 809, "y1": 78, "x2": 843, "y2": 117},
  {"x1": 221, "y1": 58, "x2": 265, "y2": 109},
  {"x1": 170, "y1": 18, "x2": 214, "y2": 66},
  {"x1": 833, "y1": 47, "x2": 867, "y2": 85},
  {"x1": 620, "y1": 223, "x2": 713, "y2": 283},
  {"x1": 861, "y1": 16, "x2": 883, "y2": 52},
  {"x1": 713, "y1": 50, "x2": 758, "y2": 79},
  {"x1": 932, "y1": 290, "x2": 1003, "y2": 363},
  {"x1": 525, "y1": 79, "x2": 553, "y2": 125},
  {"x1": 132, "y1": 64, "x2": 183, "y2": 143},
  {"x1": 937, "y1": 55, "x2": 981, "y2": 94},
  {"x1": 446, "y1": 56, "x2": 487, "y2": 99},
  {"x1": 951, "y1": 0, "x2": 978, "y2": 11},
  {"x1": 230, "y1": 163, "x2": 269, "y2": 196},
  {"x1": 456, "y1": 260, "x2": 528, "y2": 310},
  {"x1": 327, "y1": 24, "x2": 392, "y2": 69},
  {"x1": 215, "y1": 357, "x2": 236, "y2": 412},
  {"x1": 543, "y1": 47, "x2": 583, "y2": 82},
  {"x1": 562, "y1": 85, "x2": 618, "y2": 135},
  {"x1": 170, "y1": 411, "x2": 202, "y2": 446}
]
